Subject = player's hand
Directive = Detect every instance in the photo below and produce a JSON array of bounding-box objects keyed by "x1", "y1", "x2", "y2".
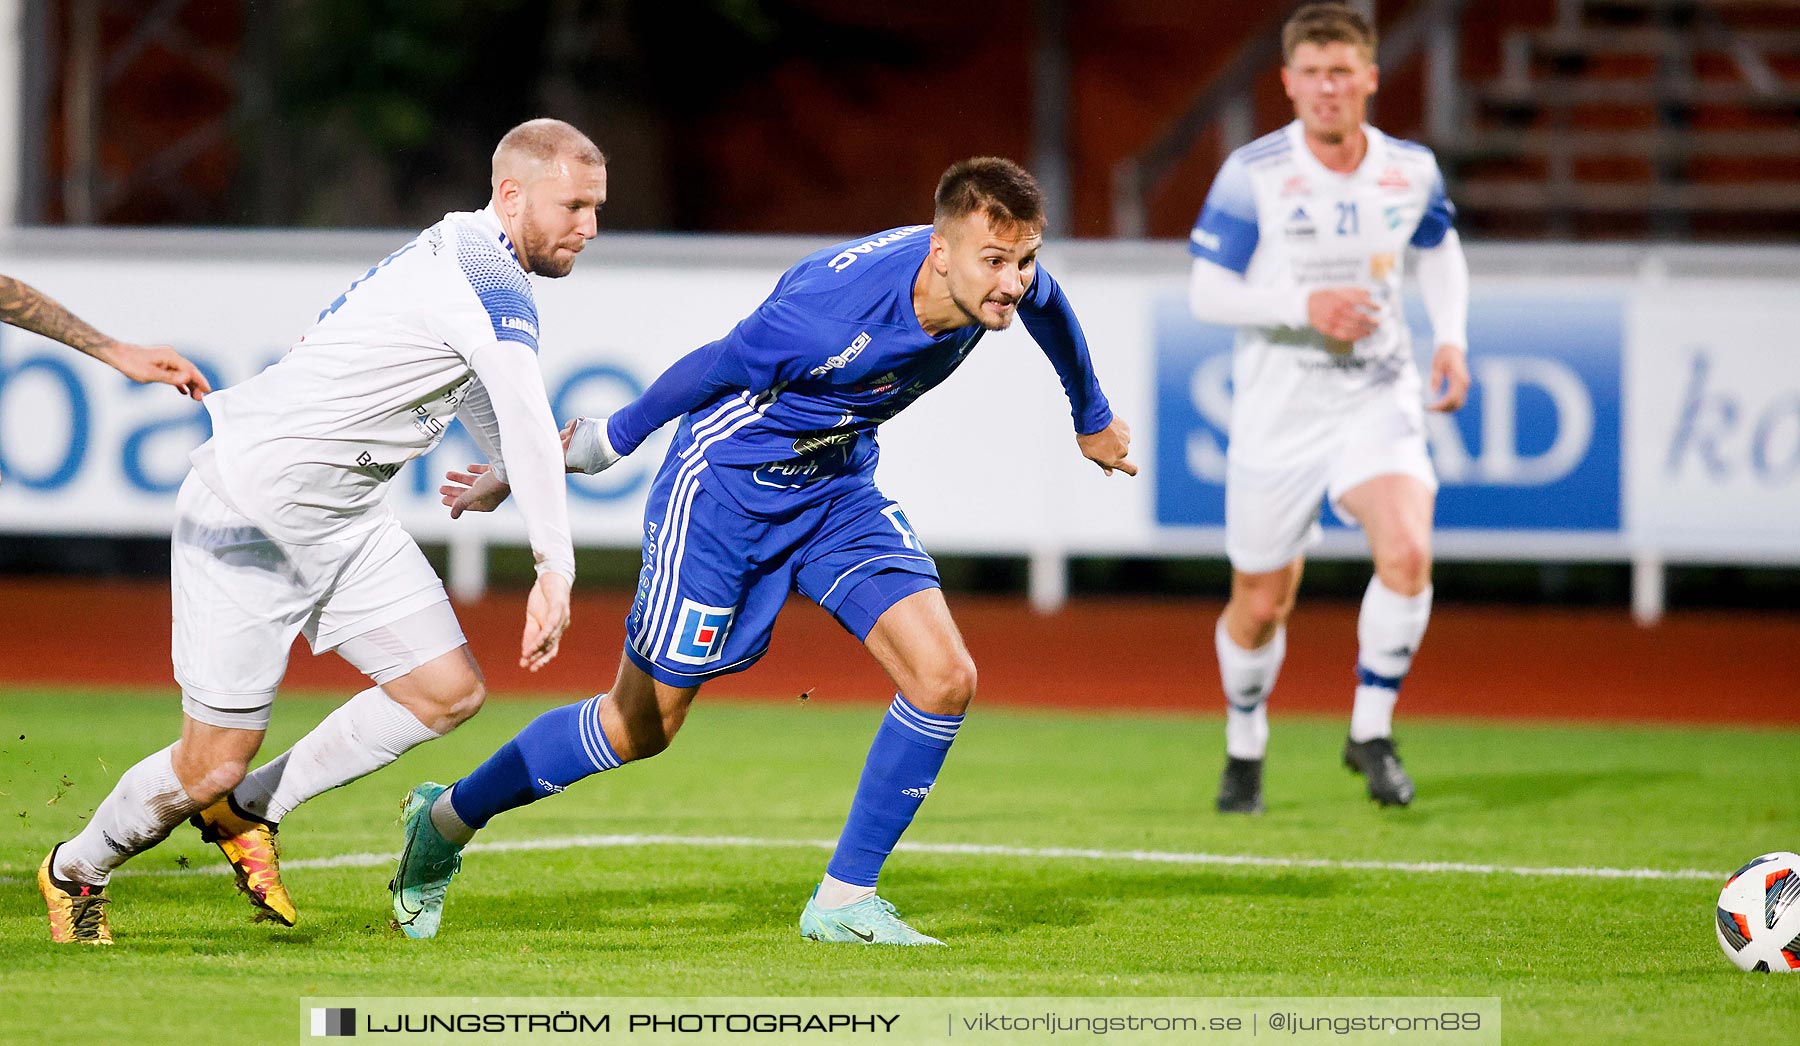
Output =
[
  {"x1": 1078, "y1": 416, "x2": 1138, "y2": 477},
  {"x1": 1307, "y1": 287, "x2": 1379, "y2": 344},
  {"x1": 440, "y1": 463, "x2": 512, "y2": 517},
  {"x1": 520, "y1": 570, "x2": 572, "y2": 672},
  {"x1": 1428, "y1": 342, "x2": 1471, "y2": 412},
  {"x1": 107, "y1": 341, "x2": 211, "y2": 400},
  {"x1": 561, "y1": 416, "x2": 622, "y2": 474}
]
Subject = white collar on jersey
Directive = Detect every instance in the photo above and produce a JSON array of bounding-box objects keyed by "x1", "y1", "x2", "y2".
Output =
[
  {"x1": 1286, "y1": 119, "x2": 1388, "y2": 181},
  {"x1": 475, "y1": 203, "x2": 525, "y2": 270}
]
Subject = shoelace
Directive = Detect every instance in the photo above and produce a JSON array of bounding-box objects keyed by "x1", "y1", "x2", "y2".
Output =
[
  {"x1": 869, "y1": 897, "x2": 910, "y2": 927},
  {"x1": 417, "y1": 853, "x2": 463, "y2": 899},
  {"x1": 70, "y1": 894, "x2": 110, "y2": 939}
]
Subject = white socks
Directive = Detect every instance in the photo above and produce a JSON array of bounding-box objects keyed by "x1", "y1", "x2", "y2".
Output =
[
  {"x1": 814, "y1": 872, "x2": 877, "y2": 911},
  {"x1": 233, "y1": 687, "x2": 442, "y2": 824},
  {"x1": 431, "y1": 789, "x2": 477, "y2": 845},
  {"x1": 53, "y1": 744, "x2": 199, "y2": 885},
  {"x1": 1216, "y1": 619, "x2": 1285, "y2": 760},
  {"x1": 1351, "y1": 578, "x2": 1433, "y2": 742}
]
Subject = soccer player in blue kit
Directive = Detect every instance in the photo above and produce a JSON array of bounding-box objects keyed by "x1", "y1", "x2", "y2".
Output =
[{"x1": 390, "y1": 157, "x2": 1135, "y2": 945}]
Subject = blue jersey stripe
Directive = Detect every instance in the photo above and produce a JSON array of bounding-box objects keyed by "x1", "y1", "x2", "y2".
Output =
[{"x1": 456, "y1": 240, "x2": 539, "y2": 352}]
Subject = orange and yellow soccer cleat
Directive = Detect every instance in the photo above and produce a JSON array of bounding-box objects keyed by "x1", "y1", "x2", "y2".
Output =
[
  {"x1": 191, "y1": 799, "x2": 297, "y2": 926},
  {"x1": 40, "y1": 849, "x2": 113, "y2": 945}
]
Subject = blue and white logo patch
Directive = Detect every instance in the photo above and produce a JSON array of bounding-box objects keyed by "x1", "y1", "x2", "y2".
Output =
[{"x1": 667, "y1": 599, "x2": 736, "y2": 666}]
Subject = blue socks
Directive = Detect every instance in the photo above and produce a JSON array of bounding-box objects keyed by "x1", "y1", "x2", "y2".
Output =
[
  {"x1": 448, "y1": 693, "x2": 620, "y2": 829},
  {"x1": 826, "y1": 694, "x2": 964, "y2": 887},
  {"x1": 443, "y1": 685, "x2": 965, "y2": 891}
]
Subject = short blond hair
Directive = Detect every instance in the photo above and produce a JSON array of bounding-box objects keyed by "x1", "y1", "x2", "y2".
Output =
[
  {"x1": 1282, "y1": 3, "x2": 1376, "y2": 63},
  {"x1": 492, "y1": 118, "x2": 604, "y2": 175}
]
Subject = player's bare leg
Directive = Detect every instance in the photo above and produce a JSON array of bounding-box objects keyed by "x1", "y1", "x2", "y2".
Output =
[
  {"x1": 43, "y1": 717, "x2": 263, "y2": 942},
  {"x1": 588, "y1": 654, "x2": 702, "y2": 762},
  {"x1": 196, "y1": 643, "x2": 483, "y2": 926},
  {"x1": 1336, "y1": 473, "x2": 1436, "y2": 806},
  {"x1": 1213, "y1": 560, "x2": 1304, "y2": 814},
  {"x1": 803, "y1": 588, "x2": 972, "y2": 946}
]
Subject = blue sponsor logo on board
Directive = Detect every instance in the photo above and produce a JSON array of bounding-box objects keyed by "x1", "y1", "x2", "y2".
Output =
[{"x1": 1154, "y1": 291, "x2": 1624, "y2": 531}]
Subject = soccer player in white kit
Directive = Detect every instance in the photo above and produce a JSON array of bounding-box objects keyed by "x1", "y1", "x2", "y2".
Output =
[
  {"x1": 38, "y1": 119, "x2": 603, "y2": 945},
  {"x1": 1187, "y1": 4, "x2": 1471, "y2": 812}
]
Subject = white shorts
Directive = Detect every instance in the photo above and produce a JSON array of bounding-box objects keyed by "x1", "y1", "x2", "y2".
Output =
[
  {"x1": 171, "y1": 473, "x2": 467, "y2": 729},
  {"x1": 1224, "y1": 380, "x2": 1437, "y2": 574}
]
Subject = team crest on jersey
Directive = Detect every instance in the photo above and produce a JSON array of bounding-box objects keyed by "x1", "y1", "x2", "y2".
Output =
[
  {"x1": 1283, "y1": 205, "x2": 1316, "y2": 239},
  {"x1": 1377, "y1": 166, "x2": 1411, "y2": 191},
  {"x1": 1280, "y1": 175, "x2": 1312, "y2": 197},
  {"x1": 1383, "y1": 205, "x2": 1409, "y2": 230},
  {"x1": 668, "y1": 599, "x2": 735, "y2": 666}
]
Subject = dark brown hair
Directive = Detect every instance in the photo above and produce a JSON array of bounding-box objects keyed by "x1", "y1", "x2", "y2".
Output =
[
  {"x1": 1282, "y1": 3, "x2": 1376, "y2": 63},
  {"x1": 933, "y1": 157, "x2": 1045, "y2": 234}
]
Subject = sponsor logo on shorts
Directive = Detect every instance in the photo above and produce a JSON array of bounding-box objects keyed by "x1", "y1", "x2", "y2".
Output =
[{"x1": 667, "y1": 599, "x2": 736, "y2": 666}]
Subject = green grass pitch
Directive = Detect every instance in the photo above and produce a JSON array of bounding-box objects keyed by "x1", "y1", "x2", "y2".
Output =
[{"x1": 1, "y1": 689, "x2": 1797, "y2": 1043}]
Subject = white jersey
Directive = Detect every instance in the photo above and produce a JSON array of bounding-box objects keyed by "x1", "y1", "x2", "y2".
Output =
[
  {"x1": 1188, "y1": 121, "x2": 1456, "y2": 461},
  {"x1": 192, "y1": 205, "x2": 574, "y2": 577}
]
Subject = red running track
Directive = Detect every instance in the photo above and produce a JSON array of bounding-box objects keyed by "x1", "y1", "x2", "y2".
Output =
[{"x1": 0, "y1": 579, "x2": 1794, "y2": 725}]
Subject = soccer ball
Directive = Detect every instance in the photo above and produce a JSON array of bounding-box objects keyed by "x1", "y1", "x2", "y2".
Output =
[{"x1": 1716, "y1": 851, "x2": 1800, "y2": 972}]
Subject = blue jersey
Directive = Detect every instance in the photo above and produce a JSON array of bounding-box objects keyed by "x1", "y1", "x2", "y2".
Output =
[{"x1": 605, "y1": 225, "x2": 1114, "y2": 519}]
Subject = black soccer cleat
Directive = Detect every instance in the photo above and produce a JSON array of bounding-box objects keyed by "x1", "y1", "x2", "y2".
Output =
[
  {"x1": 1216, "y1": 756, "x2": 1265, "y2": 814},
  {"x1": 1343, "y1": 736, "x2": 1415, "y2": 807}
]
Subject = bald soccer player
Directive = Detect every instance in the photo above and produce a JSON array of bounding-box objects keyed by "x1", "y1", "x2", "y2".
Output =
[{"x1": 38, "y1": 119, "x2": 605, "y2": 945}]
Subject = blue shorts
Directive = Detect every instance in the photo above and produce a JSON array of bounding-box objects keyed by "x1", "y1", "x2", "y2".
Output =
[{"x1": 623, "y1": 458, "x2": 940, "y2": 687}]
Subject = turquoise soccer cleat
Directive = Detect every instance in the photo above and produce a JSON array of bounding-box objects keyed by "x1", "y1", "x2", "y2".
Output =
[
  {"x1": 799, "y1": 891, "x2": 945, "y2": 946},
  {"x1": 389, "y1": 782, "x2": 465, "y2": 939}
]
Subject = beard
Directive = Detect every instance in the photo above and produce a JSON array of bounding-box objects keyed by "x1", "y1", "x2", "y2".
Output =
[
  {"x1": 950, "y1": 283, "x2": 1016, "y2": 332},
  {"x1": 519, "y1": 213, "x2": 574, "y2": 278}
]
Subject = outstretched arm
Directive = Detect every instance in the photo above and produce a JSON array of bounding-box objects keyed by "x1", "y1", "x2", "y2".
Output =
[
  {"x1": 0, "y1": 273, "x2": 209, "y2": 399},
  {"x1": 557, "y1": 338, "x2": 746, "y2": 476},
  {"x1": 1017, "y1": 266, "x2": 1134, "y2": 476},
  {"x1": 570, "y1": 300, "x2": 801, "y2": 472}
]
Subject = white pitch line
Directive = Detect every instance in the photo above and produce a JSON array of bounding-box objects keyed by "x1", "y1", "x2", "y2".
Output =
[{"x1": 0, "y1": 832, "x2": 1722, "y2": 885}]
